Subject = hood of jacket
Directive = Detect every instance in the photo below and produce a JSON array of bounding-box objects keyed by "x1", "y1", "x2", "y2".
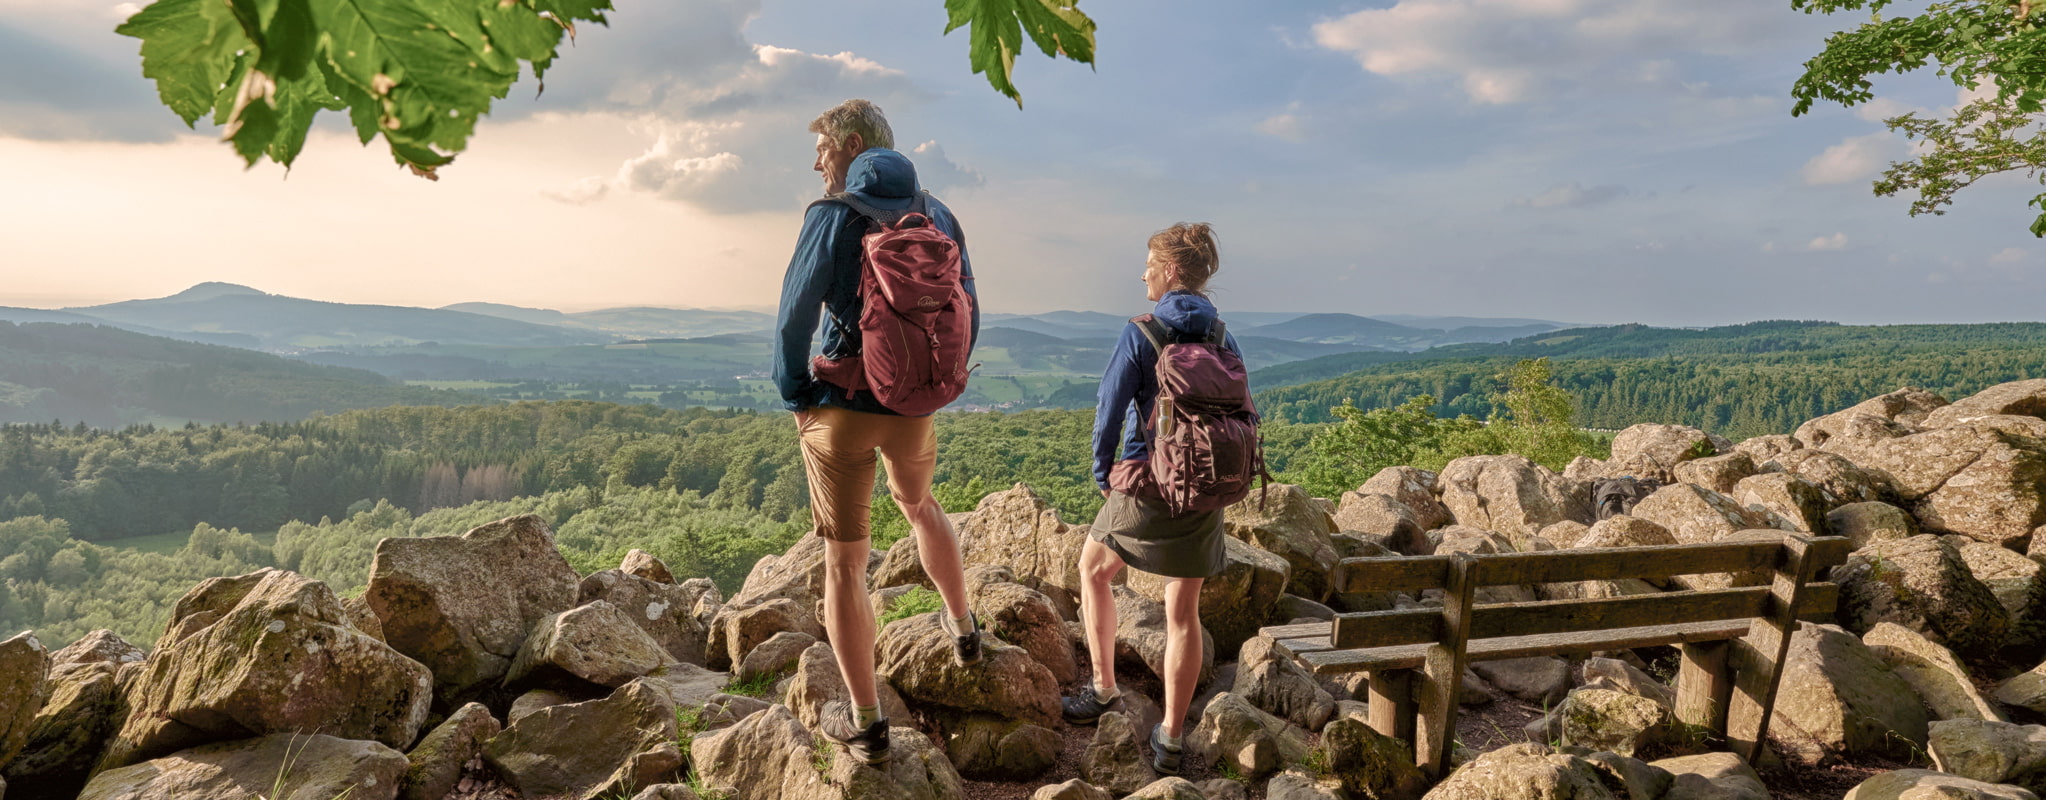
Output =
[
  {"x1": 1153, "y1": 290, "x2": 1220, "y2": 338},
  {"x1": 844, "y1": 148, "x2": 919, "y2": 202}
]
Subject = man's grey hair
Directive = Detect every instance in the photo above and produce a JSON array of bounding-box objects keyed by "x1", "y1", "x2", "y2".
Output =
[{"x1": 809, "y1": 99, "x2": 894, "y2": 151}]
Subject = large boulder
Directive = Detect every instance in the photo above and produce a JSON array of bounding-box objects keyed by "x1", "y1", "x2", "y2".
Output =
[
  {"x1": 1926, "y1": 380, "x2": 2046, "y2": 429},
  {"x1": 398, "y1": 702, "x2": 499, "y2": 800},
  {"x1": 1033, "y1": 780, "x2": 1112, "y2": 800},
  {"x1": 365, "y1": 514, "x2": 580, "y2": 699},
  {"x1": 956, "y1": 485, "x2": 1090, "y2": 616},
  {"x1": 1821, "y1": 422, "x2": 2046, "y2": 546},
  {"x1": 586, "y1": 742, "x2": 686, "y2": 800},
  {"x1": 1319, "y1": 715, "x2": 1427, "y2": 800},
  {"x1": 1949, "y1": 536, "x2": 2046, "y2": 653},
  {"x1": 1999, "y1": 661, "x2": 2046, "y2": 716},
  {"x1": 1108, "y1": 584, "x2": 1217, "y2": 689},
  {"x1": 49, "y1": 630, "x2": 145, "y2": 668},
  {"x1": 1361, "y1": 466, "x2": 1454, "y2": 530},
  {"x1": 1864, "y1": 622, "x2": 2003, "y2": 722},
  {"x1": 714, "y1": 597, "x2": 826, "y2": 670},
  {"x1": 1334, "y1": 492, "x2": 1433, "y2": 556},
  {"x1": 1572, "y1": 515, "x2": 1677, "y2": 550},
  {"x1": 1609, "y1": 423, "x2": 1732, "y2": 482},
  {"x1": 690, "y1": 703, "x2": 808, "y2": 800},
  {"x1": 621, "y1": 549, "x2": 675, "y2": 584},
  {"x1": 1556, "y1": 688, "x2": 1673, "y2": 758},
  {"x1": 876, "y1": 612, "x2": 1061, "y2": 728},
  {"x1": 778, "y1": 724, "x2": 965, "y2": 800},
  {"x1": 1580, "y1": 657, "x2": 1676, "y2": 711},
  {"x1": 1767, "y1": 449, "x2": 1891, "y2": 506},
  {"x1": 4, "y1": 641, "x2": 132, "y2": 790},
  {"x1": 1931, "y1": 719, "x2": 2046, "y2": 794},
  {"x1": 1797, "y1": 387, "x2": 1951, "y2": 448},
  {"x1": 1080, "y1": 711, "x2": 1156, "y2": 795},
  {"x1": 942, "y1": 715, "x2": 1058, "y2": 781},
  {"x1": 1125, "y1": 778, "x2": 1207, "y2": 800},
  {"x1": 1672, "y1": 452, "x2": 1759, "y2": 494},
  {"x1": 1827, "y1": 502, "x2": 1919, "y2": 549},
  {"x1": 504, "y1": 600, "x2": 679, "y2": 689},
  {"x1": 578, "y1": 568, "x2": 710, "y2": 666},
  {"x1": 1842, "y1": 769, "x2": 2039, "y2": 800},
  {"x1": 1234, "y1": 635, "x2": 1336, "y2": 732},
  {"x1": 1189, "y1": 692, "x2": 1311, "y2": 781},
  {"x1": 482, "y1": 678, "x2": 677, "y2": 798},
  {"x1": 77, "y1": 733, "x2": 409, "y2": 800},
  {"x1": 100, "y1": 570, "x2": 432, "y2": 771},
  {"x1": 1650, "y1": 752, "x2": 1766, "y2": 800},
  {"x1": 1764, "y1": 623, "x2": 1931, "y2": 765},
  {"x1": 974, "y1": 579, "x2": 1079, "y2": 685},
  {"x1": 1419, "y1": 743, "x2": 1620, "y2": 800},
  {"x1": 1629, "y1": 483, "x2": 1787, "y2": 546},
  {"x1": 1835, "y1": 535, "x2": 2011, "y2": 661},
  {"x1": 0, "y1": 632, "x2": 50, "y2": 771},
  {"x1": 1735, "y1": 434, "x2": 1803, "y2": 463},
  {"x1": 1438, "y1": 456, "x2": 1591, "y2": 540},
  {"x1": 1472, "y1": 657, "x2": 1570, "y2": 706},
  {"x1": 1128, "y1": 535, "x2": 1287, "y2": 656},
  {"x1": 1225, "y1": 484, "x2": 1341, "y2": 602},
  {"x1": 1732, "y1": 473, "x2": 1833, "y2": 533},
  {"x1": 873, "y1": 537, "x2": 931, "y2": 590},
  {"x1": 782, "y1": 642, "x2": 914, "y2": 731}
]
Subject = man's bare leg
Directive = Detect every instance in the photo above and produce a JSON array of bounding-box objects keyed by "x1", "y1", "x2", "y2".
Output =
[{"x1": 823, "y1": 536, "x2": 878, "y2": 707}]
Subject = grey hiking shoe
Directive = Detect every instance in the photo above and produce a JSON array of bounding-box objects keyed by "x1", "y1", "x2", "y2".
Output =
[
  {"x1": 949, "y1": 612, "x2": 983, "y2": 666},
  {"x1": 1150, "y1": 723, "x2": 1184, "y2": 775},
  {"x1": 1060, "y1": 686, "x2": 1122, "y2": 725},
  {"x1": 819, "y1": 700, "x2": 890, "y2": 766}
]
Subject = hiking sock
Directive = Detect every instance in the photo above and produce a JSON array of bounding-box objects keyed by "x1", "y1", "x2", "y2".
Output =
[
  {"x1": 854, "y1": 704, "x2": 883, "y2": 729},
  {"x1": 1091, "y1": 681, "x2": 1120, "y2": 702},
  {"x1": 943, "y1": 611, "x2": 976, "y2": 637},
  {"x1": 1159, "y1": 729, "x2": 1183, "y2": 749}
]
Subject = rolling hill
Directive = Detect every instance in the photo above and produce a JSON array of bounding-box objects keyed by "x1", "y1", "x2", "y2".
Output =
[{"x1": 69, "y1": 283, "x2": 605, "y2": 351}]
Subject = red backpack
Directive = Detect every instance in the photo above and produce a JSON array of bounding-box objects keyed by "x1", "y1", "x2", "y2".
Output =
[
  {"x1": 808, "y1": 191, "x2": 975, "y2": 416},
  {"x1": 1132, "y1": 314, "x2": 1267, "y2": 514}
]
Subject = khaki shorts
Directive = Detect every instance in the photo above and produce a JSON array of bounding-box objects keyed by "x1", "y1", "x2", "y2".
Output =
[{"x1": 795, "y1": 405, "x2": 938, "y2": 542}]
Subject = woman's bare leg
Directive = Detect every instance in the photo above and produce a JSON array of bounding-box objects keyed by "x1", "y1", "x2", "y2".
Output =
[{"x1": 1161, "y1": 576, "x2": 1205, "y2": 738}]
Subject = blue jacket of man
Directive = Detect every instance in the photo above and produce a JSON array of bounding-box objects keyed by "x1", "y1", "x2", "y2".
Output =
[
  {"x1": 1092, "y1": 290, "x2": 1243, "y2": 490},
  {"x1": 773, "y1": 147, "x2": 979, "y2": 415}
]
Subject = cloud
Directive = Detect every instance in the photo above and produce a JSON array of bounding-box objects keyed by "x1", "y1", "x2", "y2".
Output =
[
  {"x1": 1257, "y1": 113, "x2": 1305, "y2": 142},
  {"x1": 1311, "y1": 0, "x2": 1809, "y2": 104},
  {"x1": 1511, "y1": 182, "x2": 1629, "y2": 210},
  {"x1": 1802, "y1": 132, "x2": 1899, "y2": 185},
  {"x1": 909, "y1": 141, "x2": 983, "y2": 193},
  {"x1": 1990, "y1": 247, "x2": 2027, "y2": 265},
  {"x1": 1806, "y1": 233, "x2": 1848, "y2": 251}
]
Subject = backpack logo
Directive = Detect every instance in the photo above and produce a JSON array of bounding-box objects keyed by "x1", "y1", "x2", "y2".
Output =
[
  {"x1": 806, "y1": 191, "x2": 975, "y2": 416},
  {"x1": 1132, "y1": 315, "x2": 1268, "y2": 514}
]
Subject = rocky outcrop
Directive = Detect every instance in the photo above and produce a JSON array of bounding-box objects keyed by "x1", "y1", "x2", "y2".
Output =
[
  {"x1": 482, "y1": 678, "x2": 676, "y2": 798},
  {"x1": 1951, "y1": 536, "x2": 2046, "y2": 653},
  {"x1": 578, "y1": 567, "x2": 710, "y2": 666},
  {"x1": 1766, "y1": 623, "x2": 1930, "y2": 765},
  {"x1": 1796, "y1": 387, "x2": 1950, "y2": 448},
  {"x1": 5, "y1": 638, "x2": 133, "y2": 790},
  {"x1": 1079, "y1": 711, "x2": 1156, "y2": 795},
  {"x1": 365, "y1": 514, "x2": 581, "y2": 699},
  {"x1": 1361, "y1": 466, "x2": 1453, "y2": 530},
  {"x1": 1735, "y1": 434, "x2": 1802, "y2": 463},
  {"x1": 1125, "y1": 778, "x2": 1207, "y2": 800},
  {"x1": 1580, "y1": 657, "x2": 1675, "y2": 711},
  {"x1": 957, "y1": 485, "x2": 1090, "y2": 616},
  {"x1": 1820, "y1": 421, "x2": 2046, "y2": 546},
  {"x1": 0, "y1": 632, "x2": 50, "y2": 771},
  {"x1": 1842, "y1": 769, "x2": 2040, "y2": 800},
  {"x1": 876, "y1": 612, "x2": 1061, "y2": 728},
  {"x1": 1930, "y1": 719, "x2": 2046, "y2": 794},
  {"x1": 1438, "y1": 455, "x2": 1590, "y2": 540},
  {"x1": 1863, "y1": 622, "x2": 2003, "y2": 721},
  {"x1": 1127, "y1": 536, "x2": 1283, "y2": 658},
  {"x1": 1189, "y1": 692, "x2": 1310, "y2": 781},
  {"x1": 1926, "y1": 380, "x2": 2046, "y2": 429},
  {"x1": 504, "y1": 600, "x2": 678, "y2": 689},
  {"x1": 100, "y1": 569, "x2": 432, "y2": 771},
  {"x1": 1835, "y1": 535, "x2": 2010, "y2": 660},
  {"x1": 78, "y1": 733, "x2": 409, "y2": 800},
  {"x1": 1224, "y1": 484, "x2": 1341, "y2": 602},
  {"x1": 399, "y1": 702, "x2": 499, "y2": 800},
  {"x1": 1572, "y1": 516, "x2": 1678, "y2": 550}
]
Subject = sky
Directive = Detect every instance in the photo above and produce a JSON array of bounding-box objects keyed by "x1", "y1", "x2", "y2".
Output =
[{"x1": 2, "y1": 0, "x2": 2043, "y2": 326}]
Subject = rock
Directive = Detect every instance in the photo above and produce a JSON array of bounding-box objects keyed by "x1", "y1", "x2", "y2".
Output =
[
  {"x1": 1556, "y1": 688, "x2": 1672, "y2": 757},
  {"x1": 1109, "y1": 584, "x2": 1217, "y2": 689},
  {"x1": 1438, "y1": 455, "x2": 1591, "y2": 539},
  {"x1": 1572, "y1": 515, "x2": 1678, "y2": 550},
  {"x1": 1079, "y1": 711, "x2": 1156, "y2": 795},
  {"x1": 1472, "y1": 657, "x2": 1570, "y2": 706},
  {"x1": 509, "y1": 687, "x2": 586, "y2": 725},
  {"x1": 1798, "y1": 387, "x2": 1951, "y2": 448},
  {"x1": 975, "y1": 580, "x2": 1080, "y2": 685},
  {"x1": 0, "y1": 632, "x2": 50, "y2": 771},
  {"x1": 1842, "y1": 769, "x2": 2040, "y2": 800},
  {"x1": 1234, "y1": 635, "x2": 1336, "y2": 732},
  {"x1": 1769, "y1": 449, "x2": 1891, "y2": 506},
  {"x1": 621, "y1": 549, "x2": 675, "y2": 584},
  {"x1": 877, "y1": 612, "x2": 1061, "y2": 728},
  {"x1": 1579, "y1": 751, "x2": 1673, "y2": 800},
  {"x1": 1673, "y1": 452, "x2": 1759, "y2": 494},
  {"x1": 399, "y1": 702, "x2": 500, "y2": 800},
  {"x1": 1276, "y1": 594, "x2": 1336, "y2": 622},
  {"x1": 100, "y1": 569, "x2": 432, "y2": 771},
  {"x1": 708, "y1": 536, "x2": 832, "y2": 670},
  {"x1": 1610, "y1": 423, "x2": 1732, "y2": 481},
  {"x1": 782, "y1": 643, "x2": 914, "y2": 731},
  {"x1": 1999, "y1": 661, "x2": 2046, "y2": 715},
  {"x1": 1267, "y1": 771, "x2": 1345, "y2": 800},
  {"x1": 578, "y1": 568, "x2": 711, "y2": 666},
  {"x1": 1125, "y1": 777, "x2": 1206, "y2": 800},
  {"x1": 1927, "y1": 380, "x2": 2046, "y2": 429},
  {"x1": 957, "y1": 485, "x2": 1091, "y2": 616},
  {"x1": 738, "y1": 631, "x2": 817, "y2": 684},
  {"x1": 483, "y1": 678, "x2": 676, "y2": 798},
  {"x1": 1534, "y1": 521, "x2": 1589, "y2": 550},
  {"x1": 1930, "y1": 719, "x2": 2046, "y2": 792},
  {"x1": 50, "y1": 630, "x2": 144, "y2": 668},
  {"x1": 1362, "y1": 466, "x2": 1453, "y2": 529},
  {"x1": 365, "y1": 514, "x2": 580, "y2": 699},
  {"x1": 1032, "y1": 779, "x2": 1113, "y2": 800},
  {"x1": 700, "y1": 693, "x2": 772, "y2": 731},
  {"x1": 1224, "y1": 484, "x2": 1341, "y2": 602},
  {"x1": 1335, "y1": 492, "x2": 1435, "y2": 556},
  {"x1": 1828, "y1": 502, "x2": 1920, "y2": 549},
  {"x1": 1735, "y1": 434, "x2": 1802, "y2": 463},
  {"x1": 1863, "y1": 622, "x2": 2003, "y2": 721},
  {"x1": 505, "y1": 600, "x2": 679, "y2": 689},
  {"x1": 629, "y1": 786, "x2": 703, "y2": 800},
  {"x1": 1200, "y1": 778, "x2": 1251, "y2": 800},
  {"x1": 641, "y1": 661, "x2": 735, "y2": 711},
  {"x1": 780, "y1": 725, "x2": 965, "y2": 800},
  {"x1": 873, "y1": 536, "x2": 932, "y2": 590},
  {"x1": 689, "y1": 704, "x2": 809, "y2": 800},
  {"x1": 1733, "y1": 473, "x2": 1833, "y2": 533},
  {"x1": 681, "y1": 578, "x2": 723, "y2": 629},
  {"x1": 1821, "y1": 422, "x2": 2046, "y2": 546},
  {"x1": 1836, "y1": 535, "x2": 2010, "y2": 660},
  {"x1": 584, "y1": 742, "x2": 685, "y2": 800},
  {"x1": 1766, "y1": 623, "x2": 1931, "y2": 765},
  {"x1": 1629, "y1": 483, "x2": 1788, "y2": 546},
  {"x1": 4, "y1": 654, "x2": 121, "y2": 790},
  {"x1": 1419, "y1": 743, "x2": 1619, "y2": 800},
  {"x1": 77, "y1": 733, "x2": 408, "y2": 800},
  {"x1": 1126, "y1": 535, "x2": 1276, "y2": 660},
  {"x1": 1651, "y1": 752, "x2": 1766, "y2": 800},
  {"x1": 1580, "y1": 657, "x2": 1676, "y2": 710},
  {"x1": 1564, "y1": 456, "x2": 1607, "y2": 481},
  {"x1": 717, "y1": 597, "x2": 826, "y2": 670},
  {"x1": 943, "y1": 715, "x2": 1058, "y2": 781},
  {"x1": 1949, "y1": 537, "x2": 2046, "y2": 653},
  {"x1": 1319, "y1": 715, "x2": 1427, "y2": 800},
  {"x1": 1189, "y1": 692, "x2": 1311, "y2": 781}
]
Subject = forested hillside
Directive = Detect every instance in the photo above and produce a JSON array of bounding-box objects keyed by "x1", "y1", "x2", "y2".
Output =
[
  {"x1": 0, "y1": 322, "x2": 470, "y2": 427},
  {"x1": 1256, "y1": 320, "x2": 2046, "y2": 437}
]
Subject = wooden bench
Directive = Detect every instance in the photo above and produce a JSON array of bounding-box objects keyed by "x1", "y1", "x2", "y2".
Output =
[{"x1": 1258, "y1": 534, "x2": 1852, "y2": 779}]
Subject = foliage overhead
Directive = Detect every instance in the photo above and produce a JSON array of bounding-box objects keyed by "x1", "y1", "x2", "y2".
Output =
[
  {"x1": 117, "y1": 0, "x2": 1096, "y2": 175},
  {"x1": 1792, "y1": 0, "x2": 2046, "y2": 235}
]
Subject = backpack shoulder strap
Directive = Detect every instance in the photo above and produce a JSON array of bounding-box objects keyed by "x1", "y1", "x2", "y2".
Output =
[
  {"x1": 1207, "y1": 320, "x2": 1228, "y2": 346},
  {"x1": 1131, "y1": 314, "x2": 1170, "y2": 354},
  {"x1": 816, "y1": 192, "x2": 915, "y2": 226}
]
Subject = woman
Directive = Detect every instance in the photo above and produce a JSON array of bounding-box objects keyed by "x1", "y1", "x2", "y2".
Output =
[{"x1": 1062, "y1": 222, "x2": 1240, "y2": 775}]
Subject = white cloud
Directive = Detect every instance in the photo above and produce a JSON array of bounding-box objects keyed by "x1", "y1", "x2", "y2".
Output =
[
  {"x1": 1312, "y1": 0, "x2": 1807, "y2": 103},
  {"x1": 1991, "y1": 247, "x2": 2027, "y2": 265},
  {"x1": 1801, "y1": 132, "x2": 1898, "y2": 185},
  {"x1": 1257, "y1": 114, "x2": 1305, "y2": 142},
  {"x1": 1806, "y1": 233, "x2": 1848, "y2": 251},
  {"x1": 1511, "y1": 182, "x2": 1629, "y2": 210},
  {"x1": 910, "y1": 140, "x2": 984, "y2": 193}
]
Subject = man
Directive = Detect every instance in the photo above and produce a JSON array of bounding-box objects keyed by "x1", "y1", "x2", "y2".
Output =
[{"x1": 772, "y1": 98, "x2": 982, "y2": 766}]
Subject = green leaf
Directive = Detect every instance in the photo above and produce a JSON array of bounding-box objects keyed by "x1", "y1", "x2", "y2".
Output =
[
  {"x1": 944, "y1": 0, "x2": 1097, "y2": 107},
  {"x1": 117, "y1": 0, "x2": 251, "y2": 126}
]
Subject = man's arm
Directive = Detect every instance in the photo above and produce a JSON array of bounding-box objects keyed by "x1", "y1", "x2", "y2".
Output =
[
  {"x1": 772, "y1": 204, "x2": 844, "y2": 411},
  {"x1": 946, "y1": 208, "x2": 980, "y2": 351}
]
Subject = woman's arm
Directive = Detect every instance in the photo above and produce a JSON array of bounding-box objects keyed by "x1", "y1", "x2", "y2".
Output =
[{"x1": 1091, "y1": 323, "x2": 1145, "y2": 490}]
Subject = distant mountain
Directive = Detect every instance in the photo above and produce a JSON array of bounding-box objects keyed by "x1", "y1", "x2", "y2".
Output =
[
  {"x1": 1238, "y1": 313, "x2": 1421, "y2": 345},
  {"x1": 0, "y1": 321, "x2": 472, "y2": 427},
  {"x1": 446, "y1": 302, "x2": 774, "y2": 340},
  {"x1": 1374, "y1": 314, "x2": 1572, "y2": 331},
  {"x1": 70, "y1": 284, "x2": 607, "y2": 351}
]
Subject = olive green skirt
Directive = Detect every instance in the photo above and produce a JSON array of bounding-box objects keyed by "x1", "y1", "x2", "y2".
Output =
[{"x1": 1089, "y1": 490, "x2": 1227, "y2": 579}]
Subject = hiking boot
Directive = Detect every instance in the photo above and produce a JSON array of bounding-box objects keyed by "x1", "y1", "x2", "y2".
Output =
[
  {"x1": 949, "y1": 612, "x2": 983, "y2": 666},
  {"x1": 1150, "y1": 723, "x2": 1184, "y2": 775},
  {"x1": 1061, "y1": 686, "x2": 1123, "y2": 725},
  {"x1": 818, "y1": 700, "x2": 890, "y2": 766}
]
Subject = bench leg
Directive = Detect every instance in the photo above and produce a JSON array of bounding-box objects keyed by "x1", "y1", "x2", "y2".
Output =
[
  {"x1": 1676, "y1": 641, "x2": 1732, "y2": 739},
  {"x1": 1368, "y1": 668, "x2": 1417, "y2": 746}
]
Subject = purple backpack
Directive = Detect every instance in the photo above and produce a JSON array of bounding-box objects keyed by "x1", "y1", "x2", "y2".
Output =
[{"x1": 1132, "y1": 314, "x2": 1267, "y2": 514}]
